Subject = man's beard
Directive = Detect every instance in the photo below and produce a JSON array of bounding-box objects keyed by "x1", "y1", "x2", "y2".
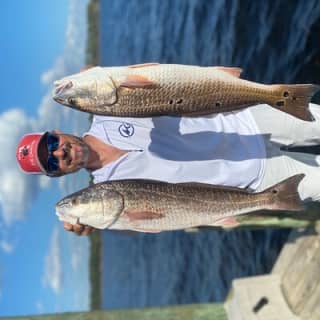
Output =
[
  {"x1": 78, "y1": 143, "x2": 90, "y2": 166},
  {"x1": 69, "y1": 136, "x2": 90, "y2": 168}
]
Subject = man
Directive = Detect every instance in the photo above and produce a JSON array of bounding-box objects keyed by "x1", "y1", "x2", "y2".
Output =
[{"x1": 16, "y1": 103, "x2": 320, "y2": 235}]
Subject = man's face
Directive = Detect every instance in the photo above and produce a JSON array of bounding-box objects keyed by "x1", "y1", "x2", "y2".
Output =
[{"x1": 39, "y1": 131, "x2": 90, "y2": 176}]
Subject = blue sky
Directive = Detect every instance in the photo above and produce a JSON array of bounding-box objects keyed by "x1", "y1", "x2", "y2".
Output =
[{"x1": 0, "y1": 0, "x2": 92, "y2": 316}]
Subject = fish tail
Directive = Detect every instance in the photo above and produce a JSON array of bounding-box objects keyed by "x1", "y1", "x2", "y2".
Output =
[
  {"x1": 270, "y1": 84, "x2": 320, "y2": 121},
  {"x1": 264, "y1": 174, "x2": 305, "y2": 211}
]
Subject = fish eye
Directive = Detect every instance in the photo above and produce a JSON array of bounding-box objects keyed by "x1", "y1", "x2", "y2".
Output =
[{"x1": 68, "y1": 97, "x2": 76, "y2": 105}]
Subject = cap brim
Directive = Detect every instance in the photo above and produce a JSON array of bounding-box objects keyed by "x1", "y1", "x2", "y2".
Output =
[{"x1": 37, "y1": 132, "x2": 49, "y2": 174}]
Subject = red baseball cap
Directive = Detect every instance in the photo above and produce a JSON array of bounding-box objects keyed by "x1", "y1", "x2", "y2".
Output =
[{"x1": 16, "y1": 132, "x2": 48, "y2": 174}]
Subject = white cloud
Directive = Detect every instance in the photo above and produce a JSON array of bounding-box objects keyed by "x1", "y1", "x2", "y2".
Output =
[
  {"x1": 73, "y1": 289, "x2": 89, "y2": 311},
  {"x1": 67, "y1": 234, "x2": 90, "y2": 310},
  {"x1": 36, "y1": 301, "x2": 44, "y2": 313},
  {"x1": 71, "y1": 252, "x2": 81, "y2": 272},
  {"x1": 41, "y1": 227, "x2": 89, "y2": 307},
  {"x1": 43, "y1": 227, "x2": 62, "y2": 294},
  {"x1": 70, "y1": 237, "x2": 89, "y2": 272},
  {"x1": 0, "y1": 240, "x2": 14, "y2": 254},
  {"x1": 39, "y1": 175, "x2": 52, "y2": 189},
  {"x1": 0, "y1": 224, "x2": 17, "y2": 254},
  {"x1": 0, "y1": 109, "x2": 40, "y2": 225},
  {"x1": 0, "y1": 0, "x2": 90, "y2": 225}
]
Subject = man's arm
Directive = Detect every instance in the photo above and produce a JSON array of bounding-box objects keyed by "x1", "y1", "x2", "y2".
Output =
[{"x1": 57, "y1": 205, "x2": 96, "y2": 236}]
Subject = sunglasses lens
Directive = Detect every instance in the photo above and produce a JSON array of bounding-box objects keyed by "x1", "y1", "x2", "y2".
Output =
[
  {"x1": 47, "y1": 134, "x2": 59, "y2": 152},
  {"x1": 46, "y1": 133, "x2": 60, "y2": 174},
  {"x1": 47, "y1": 155, "x2": 59, "y2": 173}
]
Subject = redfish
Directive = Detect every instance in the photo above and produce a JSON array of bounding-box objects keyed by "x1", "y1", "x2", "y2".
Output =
[
  {"x1": 55, "y1": 174, "x2": 304, "y2": 232},
  {"x1": 53, "y1": 63, "x2": 319, "y2": 121}
]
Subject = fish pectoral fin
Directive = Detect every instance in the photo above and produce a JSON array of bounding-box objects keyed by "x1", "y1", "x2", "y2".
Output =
[
  {"x1": 123, "y1": 210, "x2": 165, "y2": 221},
  {"x1": 128, "y1": 63, "x2": 160, "y2": 68},
  {"x1": 210, "y1": 66, "x2": 242, "y2": 78},
  {"x1": 120, "y1": 74, "x2": 158, "y2": 88}
]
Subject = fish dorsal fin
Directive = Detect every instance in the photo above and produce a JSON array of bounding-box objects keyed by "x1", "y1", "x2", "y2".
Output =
[
  {"x1": 113, "y1": 179, "x2": 250, "y2": 194},
  {"x1": 128, "y1": 62, "x2": 160, "y2": 68},
  {"x1": 176, "y1": 181, "x2": 250, "y2": 193},
  {"x1": 211, "y1": 66, "x2": 242, "y2": 78},
  {"x1": 80, "y1": 65, "x2": 95, "y2": 72},
  {"x1": 120, "y1": 74, "x2": 157, "y2": 88}
]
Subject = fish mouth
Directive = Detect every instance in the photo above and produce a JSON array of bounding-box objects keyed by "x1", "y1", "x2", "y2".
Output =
[
  {"x1": 55, "y1": 201, "x2": 71, "y2": 214},
  {"x1": 53, "y1": 96, "x2": 67, "y2": 105},
  {"x1": 53, "y1": 81, "x2": 74, "y2": 105}
]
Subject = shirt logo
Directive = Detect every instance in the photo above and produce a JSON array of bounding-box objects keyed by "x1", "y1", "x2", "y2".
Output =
[{"x1": 119, "y1": 122, "x2": 134, "y2": 137}]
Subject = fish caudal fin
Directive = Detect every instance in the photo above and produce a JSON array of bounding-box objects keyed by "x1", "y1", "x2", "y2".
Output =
[
  {"x1": 264, "y1": 174, "x2": 305, "y2": 211},
  {"x1": 271, "y1": 84, "x2": 320, "y2": 121}
]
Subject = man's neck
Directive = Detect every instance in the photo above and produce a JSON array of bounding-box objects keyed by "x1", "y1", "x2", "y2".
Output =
[{"x1": 83, "y1": 135, "x2": 127, "y2": 171}]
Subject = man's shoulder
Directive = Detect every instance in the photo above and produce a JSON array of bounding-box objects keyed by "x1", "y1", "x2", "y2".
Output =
[
  {"x1": 92, "y1": 115, "x2": 121, "y2": 123},
  {"x1": 90, "y1": 115, "x2": 125, "y2": 132}
]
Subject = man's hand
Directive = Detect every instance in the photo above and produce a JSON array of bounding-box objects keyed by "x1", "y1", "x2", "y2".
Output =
[{"x1": 63, "y1": 222, "x2": 96, "y2": 236}]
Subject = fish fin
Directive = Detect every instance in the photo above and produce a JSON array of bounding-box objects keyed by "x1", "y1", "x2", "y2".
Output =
[
  {"x1": 123, "y1": 210, "x2": 165, "y2": 221},
  {"x1": 270, "y1": 84, "x2": 320, "y2": 121},
  {"x1": 262, "y1": 174, "x2": 305, "y2": 211},
  {"x1": 120, "y1": 74, "x2": 157, "y2": 88},
  {"x1": 80, "y1": 65, "x2": 95, "y2": 72},
  {"x1": 209, "y1": 217, "x2": 240, "y2": 228},
  {"x1": 177, "y1": 110, "x2": 222, "y2": 117},
  {"x1": 211, "y1": 66, "x2": 242, "y2": 77},
  {"x1": 132, "y1": 228, "x2": 161, "y2": 233},
  {"x1": 128, "y1": 63, "x2": 160, "y2": 68},
  {"x1": 176, "y1": 181, "x2": 250, "y2": 193}
]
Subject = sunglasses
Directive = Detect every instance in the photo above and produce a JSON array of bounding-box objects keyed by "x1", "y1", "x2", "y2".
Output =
[{"x1": 46, "y1": 133, "x2": 60, "y2": 174}]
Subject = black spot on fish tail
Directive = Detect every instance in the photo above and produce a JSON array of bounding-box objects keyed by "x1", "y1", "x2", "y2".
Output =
[{"x1": 271, "y1": 84, "x2": 320, "y2": 121}]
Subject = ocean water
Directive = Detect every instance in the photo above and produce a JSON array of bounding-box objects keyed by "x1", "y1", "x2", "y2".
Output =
[{"x1": 99, "y1": 0, "x2": 320, "y2": 309}]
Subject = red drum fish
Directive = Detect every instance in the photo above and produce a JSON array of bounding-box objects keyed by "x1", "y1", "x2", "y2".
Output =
[
  {"x1": 55, "y1": 174, "x2": 304, "y2": 232},
  {"x1": 53, "y1": 63, "x2": 319, "y2": 121}
]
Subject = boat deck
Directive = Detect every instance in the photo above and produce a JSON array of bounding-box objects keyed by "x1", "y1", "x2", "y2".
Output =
[{"x1": 225, "y1": 225, "x2": 320, "y2": 319}]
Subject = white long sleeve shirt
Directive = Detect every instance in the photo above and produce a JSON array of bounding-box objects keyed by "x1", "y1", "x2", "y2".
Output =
[{"x1": 85, "y1": 108, "x2": 266, "y2": 190}]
